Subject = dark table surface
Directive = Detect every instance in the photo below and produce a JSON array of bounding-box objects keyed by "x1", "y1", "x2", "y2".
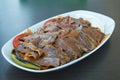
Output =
[{"x1": 0, "y1": 0, "x2": 120, "y2": 80}]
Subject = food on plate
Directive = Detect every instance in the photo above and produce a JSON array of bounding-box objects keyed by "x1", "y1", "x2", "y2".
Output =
[
  {"x1": 11, "y1": 16, "x2": 105, "y2": 70},
  {"x1": 11, "y1": 49, "x2": 40, "y2": 69}
]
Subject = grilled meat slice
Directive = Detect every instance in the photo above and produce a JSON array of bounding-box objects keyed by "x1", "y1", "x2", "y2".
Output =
[
  {"x1": 39, "y1": 57, "x2": 60, "y2": 67},
  {"x1": 55, "y1": 37, "x2": 81, "y2": 60},
  {"x1": 21, "y1": 31, "x2": 59, "y2": 48},
  {"x1": 82, "y1": 27, "x2": 105, "y2": 44},
  {"x1": 43, "y1": 45, "x2": 70, "y2": 65},
  {"x1": 44, "y1": 22, "x2": 60, "y2": 32},
  {"x1": 77, "y1": 31, "x2": 96, "y2": 52},
  {"x1": 56, "y1": 47, "x2": 70, "y2": 64},
  {"x1": 64, "y1": 30, "x2": 96, "y2": 52},
  {"x1": 16, "y1": 42, "x2": 44, "y2": 59}
]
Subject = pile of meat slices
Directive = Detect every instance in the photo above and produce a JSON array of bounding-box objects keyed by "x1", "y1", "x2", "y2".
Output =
[{"x1": 16, "y1": 16, "x2": 105, "y2": 69}]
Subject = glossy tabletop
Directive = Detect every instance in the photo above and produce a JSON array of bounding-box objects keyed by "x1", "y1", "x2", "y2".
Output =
[{"x1": 0, "y1": 0, "x2": 120, "y2": 80}]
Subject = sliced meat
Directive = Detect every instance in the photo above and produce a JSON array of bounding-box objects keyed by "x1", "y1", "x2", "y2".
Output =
[
  {"x1": 77, "y1": 31, "x2": 96, "y2": 52},
  {"x1": 43, "y1": 45, "x2": 70, "y2": 64},
  {"x1": 58, "y1": 16, "x2": 77, "y2": 31},
  {"x1": 39, "y1": 32, "x2": 58, "y2": 40},
  {"x1": 37, "y1": 31, "x2": 59, "y2": 48},
  {"x1": 16, "y1": 42, "x2": 44, "y2": 59},
  {"x1": 21, "y1": 31, "x2": 59, "y2": 48},
  {"x1": 44, "y1": 22, "x2": 60, "y2": 32},
  {"x1": 82, "y1": 27, "x2": 105, "y2": 44},
  {"x1": 62, "y1": 37, "x2": 83, "y2": 57},
  {"x1": 56, "y1": 38, "x2": 81, "y2": 60},
  {"x1": 56, "y1": 16, "x2": 91, "y2": 31},
  {"x1": 20, "y1": 33, "x2": 41, "y2": 46},
  {"x1": 16, "y1": 44, "x2": 29, "y2": 53},
  {"x1": 65, "y1": 30, "x2": 96, "y2": 52},
  {"x1": 16, "y1": 45, "x2": 39, "y2": 60},
  {"x1": 64, "y1": 30, "x2": 80, "y2": 38},
  {"x1": 39, "y1": 57, "x2": 60, "y2": 67},
  {"x1": 43, "y1": 45, "x2": 59, "y2": 58},
  {"x1": 56, "y1": 47, "x2": 70, "y2": 65},
  {"x1": 14, "y1": 16, "x2": 105, "y2": 70}
]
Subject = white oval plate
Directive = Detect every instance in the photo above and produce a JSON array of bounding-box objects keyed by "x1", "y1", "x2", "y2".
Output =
[{"x1": 1, "y1": 10, "x2": 115, "y2": 73}]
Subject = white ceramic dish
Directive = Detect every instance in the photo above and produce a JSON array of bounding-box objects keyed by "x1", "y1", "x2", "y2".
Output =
[{"x1": 1, "y1": 10, "x2": 115, "y2": 73}]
